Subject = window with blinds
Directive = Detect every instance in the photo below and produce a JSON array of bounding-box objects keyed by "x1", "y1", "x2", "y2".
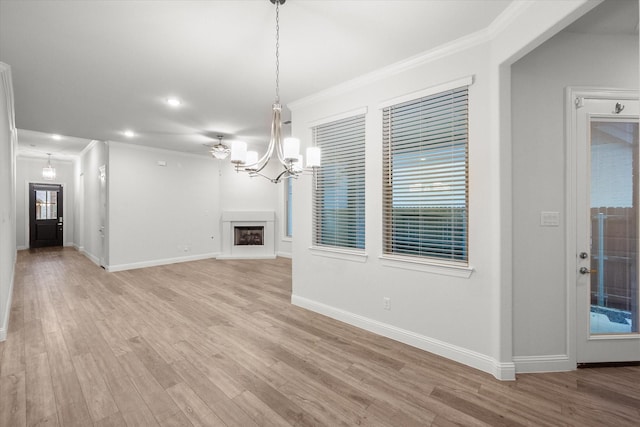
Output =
[
  {"x1": 382, "y1": 85, "x2": 468, "y2": 263},
  {"x1": 312, "y1": 114, "x2": 366, "y2": 250}
]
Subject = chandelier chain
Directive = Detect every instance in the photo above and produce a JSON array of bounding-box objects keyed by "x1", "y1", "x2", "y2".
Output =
[
  {"x1": 275, "y1": 0, "x2": 280, "y2": 104},
  {"x1": 229, "y1": 0, "x2": 320, "y2": 183}
]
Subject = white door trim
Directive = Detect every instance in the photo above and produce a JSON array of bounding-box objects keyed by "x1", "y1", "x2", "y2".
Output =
[{"x1": 566, "y1": 86, "x2": 639, "y2": 366}]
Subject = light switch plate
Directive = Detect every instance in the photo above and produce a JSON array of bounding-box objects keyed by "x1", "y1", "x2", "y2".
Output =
[{"x1": 540, "y1": 211, "x2": 560, "y2": 227}]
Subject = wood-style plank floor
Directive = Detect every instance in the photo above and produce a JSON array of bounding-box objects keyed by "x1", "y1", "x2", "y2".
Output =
[{"x1": 1, "y1": 248, "x2": 639, "y2": 426}]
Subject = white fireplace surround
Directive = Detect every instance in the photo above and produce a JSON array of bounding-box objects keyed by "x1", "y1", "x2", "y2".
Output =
[{"x1": 218, "y1": 211, "x2": 276, "y2": 259}]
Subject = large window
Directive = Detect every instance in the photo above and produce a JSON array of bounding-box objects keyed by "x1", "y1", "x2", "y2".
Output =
[
  {"x1": 382, "y1": 84, "x2": 469, "y2": 263},
  {"x1": 312, "y1": 113, "x2": 366, "y2": 250}
]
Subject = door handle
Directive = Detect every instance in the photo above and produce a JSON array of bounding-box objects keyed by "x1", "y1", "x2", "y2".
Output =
[{"x1": 579, "y1": 267, "x2": 597, "y2": 275}]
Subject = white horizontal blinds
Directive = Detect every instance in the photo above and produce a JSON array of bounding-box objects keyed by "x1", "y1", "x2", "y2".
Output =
[
  {"x1": 312, "y1": 114, "x2": 366, "y2": 250},
  {"x1": 382, "y1": 85, "x2": 468, "y2": 262}
]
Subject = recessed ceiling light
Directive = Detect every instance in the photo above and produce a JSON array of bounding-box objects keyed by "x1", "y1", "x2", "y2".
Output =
[
  {"x1": 52, "y1": 134, "x2": 62, "y2": 140},
  {"x1": 124, "y1": 130, "x2": 135, "y2": 138},
  {"x1": 166, "y1": 97, "x2": 181, "y2": 107}
]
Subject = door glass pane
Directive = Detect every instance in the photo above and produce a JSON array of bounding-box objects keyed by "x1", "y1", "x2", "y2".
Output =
[
  {"x1": 590, "y1": 119, "x2": 639, "y2": 335},
  {"x1": 35, "y1": 190, "x2": 58, "y2": 220}
]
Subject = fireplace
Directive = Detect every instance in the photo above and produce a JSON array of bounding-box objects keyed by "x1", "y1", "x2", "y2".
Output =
[
  {"x1": 218, "y1": 211, "x2": 275, "y2": 259},
  {"x1": 234, "y1": 226, "x2": 264, "y2": 246}
]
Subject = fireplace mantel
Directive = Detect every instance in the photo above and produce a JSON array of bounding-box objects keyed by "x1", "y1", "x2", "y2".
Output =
[{"x1": 218, "y1": 211, "x2": 276, "y2": 260}]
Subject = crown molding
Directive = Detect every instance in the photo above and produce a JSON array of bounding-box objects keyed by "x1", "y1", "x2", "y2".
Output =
[
  {"x1": 79, "y1": 139, "x2": 101, "y2": 158},
  {"x1": 107, "y1": 140, "x2": 216, "y2": 161},
  {"x1": 485, "y1": 0, "x2": 536, "y2": 39},
  {"x1": 0, "y1": 62, "x2": 16, "y2": 133},
  {"x1": 16, "y1": 152, "x2": 75, "y2": 163},
  {"x1": 289, "y1": 1, "x2": 533, "y2": 111}
]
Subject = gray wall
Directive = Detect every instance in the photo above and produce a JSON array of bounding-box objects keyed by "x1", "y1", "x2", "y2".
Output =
[{"x1": 512, "y1": 30, "x2": 638, "y2": 362}]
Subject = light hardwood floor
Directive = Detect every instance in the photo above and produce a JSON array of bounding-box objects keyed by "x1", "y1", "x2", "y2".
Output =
[{"x1": 1, "y1": 248, "x2": 639, "y2": 426}]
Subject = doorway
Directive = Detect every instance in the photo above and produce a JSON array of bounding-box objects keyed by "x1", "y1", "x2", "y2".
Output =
[
  {"x1": 29, "y1": 183, "x2": 64, "y2": 248},
  {"x1": 571, "y1": 89, "x2": 640, "y2": 364}
]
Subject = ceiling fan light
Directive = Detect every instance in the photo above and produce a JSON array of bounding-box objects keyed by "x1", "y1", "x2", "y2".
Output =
[{"x1": 210, "y1": 144, "x2": 230, "y2": 160}]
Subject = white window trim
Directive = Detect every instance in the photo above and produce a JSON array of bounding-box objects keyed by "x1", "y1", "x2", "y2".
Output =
[
  {"x1": 380, "y1": 78, "x2": 472, "y2": 268},
  {"x1": 309, "y1": 245, "x2": 368, "y2": 263},
  {"x1": 379, "y1": 254, "x2": 474, "y2": 278},
  {"x1": 311, "y1": 110, "x2": 367, "y2": 252},
  {"x1": 307, "y1": 106, "x2": 368, "y2": 128},
  {"x1": 379, "y1": 75, "x2": 473, "y2": 110}
]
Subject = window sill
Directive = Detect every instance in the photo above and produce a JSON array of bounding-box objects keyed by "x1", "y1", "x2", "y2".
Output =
[
  {"x1": 379, "y1": 254, "x2": 474, "y2": 278},
  {"x1": 309, "y1": 246, "x2": 368, "y2": 263},
  {"x1": 281, "y1": 236, "x2": 292, "y2": 242}
]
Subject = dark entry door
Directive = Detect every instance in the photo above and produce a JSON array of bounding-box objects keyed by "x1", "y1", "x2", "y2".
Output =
[{"x1": 29, "y1": 183, "x2": 63, "y2": 248}]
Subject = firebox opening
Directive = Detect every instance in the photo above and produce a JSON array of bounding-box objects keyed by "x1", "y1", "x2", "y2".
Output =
[{"x1": 234, "y1": 226, "x2": 264, "y2": 246}]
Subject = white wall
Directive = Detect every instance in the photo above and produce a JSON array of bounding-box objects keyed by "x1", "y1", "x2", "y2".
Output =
[
  {"x1": 107, "y1": 142, "x2": 223, "y2": 270},
  {"x1": 77, "y1": 140, "x2": 106, "y2": 265},
  {"x1": 290, "y1": 41, "x2": 508, "y2": 376},
  {"x1": 219, "y1": 159, "x2": 278, "y2": 212},
  {"x1": 0, "y1": 63, "x2": 17, "y2": 341},
  {"x1": 288, "y1": 0, "x2": 598, "y2": 380},
  {"x1": 15, "y1": 156, "x2": 75, "y2": 249},
  {"x1": 512, "y1": 31, "x2": 638, "y2": 367}
]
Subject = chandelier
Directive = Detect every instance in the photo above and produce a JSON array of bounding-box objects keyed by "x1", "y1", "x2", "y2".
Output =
[
  {"x1": 230, "y1": 0, "x2": 320, "y2": 183},
  {"x1": 210, "y1": 135, "x2": 230, "y2": 160},
  {"x1": 42, "y1": 153, "x2": 56, "y2": 181}
]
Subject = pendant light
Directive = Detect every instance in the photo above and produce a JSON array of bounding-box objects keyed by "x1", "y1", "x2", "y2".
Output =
[
  {"x1": 230, "y1": 0, "x2": 320, "y2": 183},
  {"x1": 42, "y1": 153, "x2": 56, "y2": 181}
]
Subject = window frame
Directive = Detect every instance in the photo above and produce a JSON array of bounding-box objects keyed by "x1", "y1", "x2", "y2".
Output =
[
  {"x1": 380, "y1": 76, "x2": 474, "y2": 276},
  {"x1": 310, "y1": 108, "x2": 367, "y2": 256}
]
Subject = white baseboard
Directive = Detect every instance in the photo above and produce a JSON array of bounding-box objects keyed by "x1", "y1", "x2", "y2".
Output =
[
  {"x1": 79, "y1": 249, "x2": 101, "y2": 267},
  {"x1": 513, "y1": 354, "x2": 573, "y2": 373},
  {"x1": 0, "y1": 255, "x2": 16, "y2": 342},
  {"x1": 107, "y1": 252, "x2": 221, "y2": 272},
  {"x1": 216, "y1": 255, "x2": 276, "y2": 260},
  {"x1": 291, "y1": 294, "x2": 516, "y2": 381},
  {"x1": 16, "y1": 245, "x2": 27, "y2": 251},
  {"x1": 276, "y1": 251, "x2": 292, "y2": 259}
]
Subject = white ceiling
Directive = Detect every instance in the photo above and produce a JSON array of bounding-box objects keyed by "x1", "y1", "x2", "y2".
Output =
[
  {"x1": 1, "y1": 0, "x2": 637, "y2": 160},
  {"x1": 1, "y1": 0, "x2": 513, "y2": 159}
]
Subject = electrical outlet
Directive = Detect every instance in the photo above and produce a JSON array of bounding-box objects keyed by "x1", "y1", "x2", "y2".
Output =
[{"x1": 383, "y1": 297, "x2": 390, "y2": 310}]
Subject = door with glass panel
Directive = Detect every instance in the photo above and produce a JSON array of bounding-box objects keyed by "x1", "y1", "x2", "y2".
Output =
[
  {"x1": 29, "y1": 183, "x2": 64, "y2": 248},
  {"x1": 575, "y1": 94, "x2": 639, "y2": 363}
]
